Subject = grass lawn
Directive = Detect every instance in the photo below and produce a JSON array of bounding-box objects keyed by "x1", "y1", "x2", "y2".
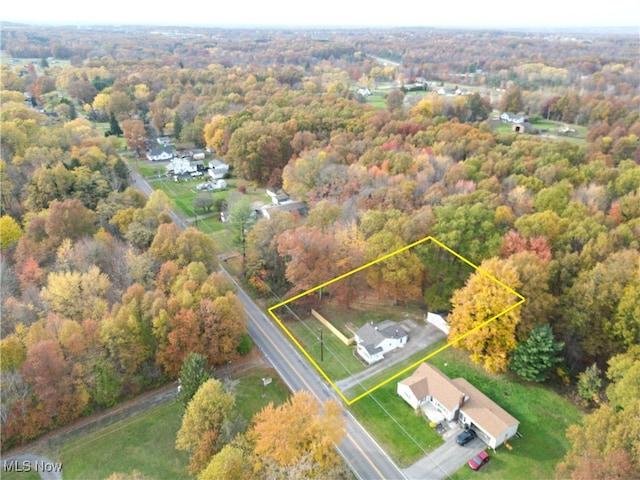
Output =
[
  {"x1": 349, "y1": 381, "x2": 443, "y2": 467},
  {"x1": 58, "y1": 400, "x2": 190, "y2": 480},
  {"x1": 225, "y1": 366, "x2": 290, "y2": 430},
  {"x1": 348, "y1": 339, "x2": 582, "y2": 477},
  {"x1": 277, "y1": 314, "x2": 367, "y2": 380}
]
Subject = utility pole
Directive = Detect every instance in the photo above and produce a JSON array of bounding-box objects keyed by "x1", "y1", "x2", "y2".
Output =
[{"x1": 319, "y1": 328, "x2": 324, "y2": 362}]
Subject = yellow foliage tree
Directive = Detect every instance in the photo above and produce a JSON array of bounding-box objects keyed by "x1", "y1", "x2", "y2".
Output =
[
  {"x1": 447, "y1": 256, "x2": 523, "y2": 373},
  {"x1": 248, "y1": 391, "x2": 346, "y2": 478}
]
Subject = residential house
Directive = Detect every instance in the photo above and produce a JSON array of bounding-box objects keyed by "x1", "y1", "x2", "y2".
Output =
[
  {"x1": 147, "y1": 146, "x2": 175, "y2": 162},
  {"x1": 208, "y1": 159, "x2": 230, "y2": 179},
  {"x1": 190, "y1": 149, "x2": 206, "y2": 160},
  {"x1": 500, "y1": 112, "x2": 529, "y2": 124},
  {"x1": 397, "y1": 363, "x2": 520, "y2": 449},
  {"x1": 156, "y1": 136, "x2": 172, "y2": 147},
  {"x1": 165, "y1": 157, "x2": 202, "y2": 175},
  {"x1": 354, "y1": 321, "x2": 409, "y2": 365},
  {"x1": 259, "y1": 200, "x2": 308, "y2": 220}
]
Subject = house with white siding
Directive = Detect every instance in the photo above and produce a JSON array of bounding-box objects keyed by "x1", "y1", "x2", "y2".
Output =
[
  {"x1": 355, "y1": 321, "x2": 409, "y2": 365},
  {"x1": 397, "y1": 363, "x2": 519, "y2": 449}
]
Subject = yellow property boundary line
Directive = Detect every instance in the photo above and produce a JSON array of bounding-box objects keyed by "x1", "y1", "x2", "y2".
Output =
[{"x1": 267, "y1": 235, "x2": 526, "y2": 405}]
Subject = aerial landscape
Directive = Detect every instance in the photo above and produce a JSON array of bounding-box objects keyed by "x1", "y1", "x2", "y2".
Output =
[{"x1": 0, "y1": 3, "x2": 638, "y2": 479}]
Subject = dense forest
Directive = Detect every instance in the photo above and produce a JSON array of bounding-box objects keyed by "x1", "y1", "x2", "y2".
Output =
[{"x1": 1, "y1": 24, "x2": 638, "y2": 478}]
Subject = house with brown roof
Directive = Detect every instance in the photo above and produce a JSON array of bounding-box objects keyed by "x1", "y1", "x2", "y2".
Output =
[{"x1": 397, "y1": 363, "x2": 519, "y2": 449}]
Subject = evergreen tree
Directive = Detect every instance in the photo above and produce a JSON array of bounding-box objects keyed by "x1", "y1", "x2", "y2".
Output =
[
  {"x1": 510, "y1": 324, "x2": 564, "y2": 382},
  {"x1": 173, "y1": 112, "x2": 183, "y2": 139},
  {"x1": 109, "y1": 111, "x2": 123, "y2": 137},
  {"x1": 177, "y1": 352, "x2": 211, "y2": 409}
]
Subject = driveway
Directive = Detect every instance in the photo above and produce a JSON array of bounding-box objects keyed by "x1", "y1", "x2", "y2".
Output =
[{"x1": 403, "y1": 426, "x2": 486, "y2": 480}]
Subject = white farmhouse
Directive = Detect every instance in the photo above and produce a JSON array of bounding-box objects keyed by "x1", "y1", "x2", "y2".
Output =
[
  {"x1": 147, "y1": 146, "x2": 175, "y2": 162},
  {"x1": 355, "y1": 321, "x2": 409, "y2": 365}
]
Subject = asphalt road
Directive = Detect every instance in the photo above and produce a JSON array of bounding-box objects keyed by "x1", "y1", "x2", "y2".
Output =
[{"x1": 220, "y1": 267, "x2": 406, "y2": 480}]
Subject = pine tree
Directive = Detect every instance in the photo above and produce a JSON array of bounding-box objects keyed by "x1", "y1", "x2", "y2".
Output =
[
  {"x1": 177, "y1": 352, "x2": 211, "y2": 409},
  {"x1": 109, "y1": 111, "x2": 123, "y2": 136},
  {"x1": 509, "y1": 324, "x2": 564, "y2": 382}
]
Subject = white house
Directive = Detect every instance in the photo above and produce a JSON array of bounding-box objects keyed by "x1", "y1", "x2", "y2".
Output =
[
  {"x1": 147, "y1": 147, "x2": 174, "y2": 162},
  {"x1": 208, "y1": 159, "x2": 230, "y2": 179},
  {"x1": 397, "y1": 363, "x2": 520, "y2": 449},
  {"x1": 355, "y1": 321, "x2": 409, "y2": 365},
  {"x1": 166, "y1": 157, "x2": 202, "y2": 175}
]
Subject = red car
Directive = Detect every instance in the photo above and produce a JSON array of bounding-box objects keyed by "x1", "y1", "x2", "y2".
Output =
[{"x1": 468, "y1": 451, "x2": 490, "y2": 471}]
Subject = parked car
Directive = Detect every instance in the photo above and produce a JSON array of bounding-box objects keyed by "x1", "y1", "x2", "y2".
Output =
[
  {"x1": 468, "y1": 450, "x2": 490, "y2": 470},
  {"x1": 456, "y1": 428, "x2": 477, "y2": 446}
]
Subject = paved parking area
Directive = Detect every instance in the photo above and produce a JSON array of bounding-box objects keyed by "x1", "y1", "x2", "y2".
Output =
[{"x1": 403, "y1": 428, "x2": 486, "y2": 480}]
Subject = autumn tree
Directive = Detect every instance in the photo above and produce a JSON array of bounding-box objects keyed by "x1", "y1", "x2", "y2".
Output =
[
  {"x1": 199, "y1": 443, "x2": 251, "y2": 480},
  {"x1": 121, "y1": 119, "x2": 146, "y2": 158},
  {"x1": 245, "y1": 211, "x2": 298, "y2": 293},
  {"x1": 509, "y1": 324, "x2": 564, "y2": 382},
  {"x1": 277, "y1": 226, "x2": 342, "y2": 298},
  {"x1": 447, "y1": 256, "x2": 523, "y2": 373},
  {"x1": 177, "y1": 352, "x2": 211, "y2": 410},
  {"x1": 173, "y1": 227, "x2": 218, "y2": 271},
  {"x1": 498, "y1": 87, "x2": 524, "y2": 113},
  {"x1": 248, "y1": 390, "x2": 346, "y2": 478},
  {"x1": 557, "y1": 349, "x2": 640, "y2": 479},
  {"x1": 0, "y1": 215, "x2": 23, "y2": 250},
  {"x1": 176, "y1": 378, "x2": 236, "y2": 475},
  {"x1": 364, "y1": 230, "x2": 424, "y2": 304}
]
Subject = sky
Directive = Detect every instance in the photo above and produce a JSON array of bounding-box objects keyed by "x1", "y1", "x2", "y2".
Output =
[{"x1": 1, "y1": 0, "x2": 639, "y2": 29}]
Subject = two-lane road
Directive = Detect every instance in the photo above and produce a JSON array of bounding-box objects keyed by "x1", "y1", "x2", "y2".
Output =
[{"x1": 221, "y1": 268, "x2": 405, "y2": 480}]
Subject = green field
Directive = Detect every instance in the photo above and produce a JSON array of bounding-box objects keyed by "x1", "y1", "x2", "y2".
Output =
[{"x1": 348, "y1": 340, "x2": 583, "y2": 476}]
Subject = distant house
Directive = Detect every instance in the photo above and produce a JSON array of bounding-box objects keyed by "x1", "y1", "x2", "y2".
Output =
[
  {"x1": 208, "y1": 159, "x2": 230, "y2": 179},
  {"x1": 500, "y1": 112, "x2": 529, "y2": 124},
  {"x1": 397, "y1": 363, "x2": 520, "y2": 449},
  {"x1": 166, "y1": 157, "x2": 201, "y2": 174},
  {"x1": 259, "y1": 200, "x2": 308, "y2": 220},
  {"x1": 156, "y1": 136, "x2": 172, "y2": 147},
  {"x1": 147, "y1": 146, "x2": 175, "y2": 162},
  {"x1": 357, "y1": 87, "x2": 371, "y2": 96},
  {"x1": 190, "y1": 149, "x2": 206, "y2": 160},
  {"x1": 354, "y1": 321, "x2": 409, "y2": 365}
]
